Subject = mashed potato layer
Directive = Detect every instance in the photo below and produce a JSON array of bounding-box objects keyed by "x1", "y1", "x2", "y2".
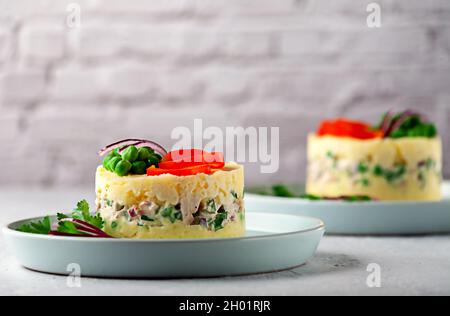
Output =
[
  {"x1": 306, "y1": 135, "x2": 442, "y2": 201},
  {"x1": 95, "y1": 162, "x2": 245, "y2": 238}
]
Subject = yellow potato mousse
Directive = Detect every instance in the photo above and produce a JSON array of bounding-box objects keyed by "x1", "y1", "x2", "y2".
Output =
[
  {"x1": 95, "y1": 162, "x2": 245, "y2": 238},
  {"x1": 307, "y1": 135, "x2": 442, "y2": 201}
]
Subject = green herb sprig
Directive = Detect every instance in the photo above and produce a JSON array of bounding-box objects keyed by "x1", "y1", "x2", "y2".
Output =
[
  {"x1": 259, "y1": 184, "x2": 373, "y2": 202},
  {"x1": 17, "y1": 216, "x2": 52, "y2": 235},
  {"x1": 17, "y1": 200, "x2": 111, "y2": 238}
]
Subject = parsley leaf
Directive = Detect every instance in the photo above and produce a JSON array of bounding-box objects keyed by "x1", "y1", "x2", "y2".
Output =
[
  {"x1": 16, "y1": 200, "x2": 107, "y2": 237},
  {"x1": 17, "y1": 216, "x2": 52, "y2": 235},
  {"x1": 57, "y1": 220, "x2": 80, "y2": 235},
  {"x1": 71, "y1": 199, "x2": 104, "y2": 229}
]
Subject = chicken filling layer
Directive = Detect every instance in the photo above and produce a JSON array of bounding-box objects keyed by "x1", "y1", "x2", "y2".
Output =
[
  {"x1": 96, "y1": 192, "x2": 244, "y2": 232},
  {"x1": 308, "y1": 151, "x2": 441, "y2": 189}
]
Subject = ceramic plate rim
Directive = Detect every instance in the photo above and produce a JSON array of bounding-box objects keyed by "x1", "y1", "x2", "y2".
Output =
[
  {"x1": 246, "y1": 180, "x2": 450, "y2": 207},
  {"x1": 2, "y1": 212, "x2": 326, "y2": 243},
  {"x1": 245, "y1": 193, "x2": 450, "y2": 207}
]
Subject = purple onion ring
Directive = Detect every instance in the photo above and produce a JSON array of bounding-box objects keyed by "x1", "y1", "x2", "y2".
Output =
[
  {"x1": 98, "y1": 139, "x2": 168, "y2": 158},
  {"x1": 384, "y1": 110, "x2": 427, "y2": 137}
]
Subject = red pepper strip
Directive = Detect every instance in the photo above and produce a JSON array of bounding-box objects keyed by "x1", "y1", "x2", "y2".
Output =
[
  {"x1": 162, "y1": 149, "x2": 203, "y2": 162},
  {"x1": 318, "y1": 119, "x2": 383, "y2": 140},
  {"x1": 162, "y1": 149, "x2": 224, "y2": 164},
  {"x1": 159, "y1": 160, "x2": 225, "y2": 169},
  {"x1": 147, "y1": 165, "x2": 213, "y2": 176}
]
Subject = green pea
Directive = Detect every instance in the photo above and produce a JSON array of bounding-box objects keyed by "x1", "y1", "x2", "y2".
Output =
[
  {"x1": 407, "y1": 128, "x2": 419, "y2": 137},
  {"x1": 122, "y1": 146, "x2": 139, "y2": 162},
  {"x1": 427, "y1": 124, "x2": 437, "y2": 138},
  {"x1": 115, "y1": 160, "x2": 132, "y2": 176},
  {"x1": 390, "y1": 129, "x2": 406, "y2": 139},
  {"x1": 147, "y1": 154, "x2": 160, "y2": 167},
  {"x1": 107, "y1": 157, "x2": 122, "y2": 172},
  {"x1": 112, "y1": 148, "x2": 121, "y2": 157},
  {"x1": 143, "y1": 146, "x2": 155, "y2": 154},
  {"x1": 131, "y1": 161, "x2": 148, "y2": 174},
  {"x1": 102, "y1": 153, "x2": 114, "y2": 170},
  {"x1": 137, "y1": 147, "x2": 152, "y2": 161}
]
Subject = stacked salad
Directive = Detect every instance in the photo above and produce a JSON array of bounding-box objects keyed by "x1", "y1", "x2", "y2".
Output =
[
  {"x1": 18, "y1": 139, "x2": 245, "y2": 238},
  {"x1": 306, "y1": 110, "x2": 442, "y2": 201}
]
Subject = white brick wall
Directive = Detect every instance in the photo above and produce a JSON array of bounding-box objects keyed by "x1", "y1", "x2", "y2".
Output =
[
  {"x1": 0, "y1": 0, "x2": 450, "y2": 187},
  {"x1": 0, "y1": 69, "x2": 46, "y2": 103},
  {"x1": 20, "y1": 22, "x2": 66, "y2": 63}
]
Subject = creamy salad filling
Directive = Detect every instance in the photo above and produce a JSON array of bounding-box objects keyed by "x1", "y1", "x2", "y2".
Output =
[
  {"x1": 96, "y1": 191, "x2": 244, "y2": 232},
  {"x1": 308, "y1": 151, "x2": 442, "y2": 189}
]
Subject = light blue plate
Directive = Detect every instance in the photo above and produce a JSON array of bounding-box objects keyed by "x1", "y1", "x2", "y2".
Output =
[
  {"x1": 3, "y1": 212, "x2": 324, "y2": 278},
  {"x1": 246, "y1": 182, "x2": 450, "y2": 235}
]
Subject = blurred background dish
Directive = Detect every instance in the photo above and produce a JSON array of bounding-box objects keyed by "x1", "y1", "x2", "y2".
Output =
[
  {"x1": 306, "y1": 111, "x2": 443, "y2": 201},
  {"x1": 246, "y1": 182, "x2": 450, "y2": 235}
]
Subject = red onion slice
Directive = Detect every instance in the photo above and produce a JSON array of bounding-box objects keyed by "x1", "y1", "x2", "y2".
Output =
[
  {"x1": 117, "y1": 141, "x2": 147, "y2": 153},
  {"x1": 72, "y1": 219, "x2": 112, "y2": 238},
  {"x1": 379, "y1": 111, "x2": 393, "y2": 134},
  {"x1": 384, "y1": 110, "x2": 426, "y2": 137},
  {"x1": 98, "y1": 139, "x2": 167, "y2": 157},
  {"x1": 98, "y1": 139, "x2": 144, "y2": 156},
  {"x1": 59, "y1": 218, "x2": 112, "y2": 238},
  {"x1": 49, "y1": 231, "x2": 109, "y2": 238}
]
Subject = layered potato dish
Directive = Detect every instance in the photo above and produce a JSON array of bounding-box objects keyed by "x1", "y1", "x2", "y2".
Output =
[
  {"x1": 306, "y1": 111, "x2": 442, "y2": 201},
  {"x1": 96, "y1": 163, "x2": 245, "y2": 239},
  {"x1": 96, "y1": 141, "x2": 245, "y2": 239},
  {"x1": 17, "y1": 140, "x2": 246, "y2": 239}
]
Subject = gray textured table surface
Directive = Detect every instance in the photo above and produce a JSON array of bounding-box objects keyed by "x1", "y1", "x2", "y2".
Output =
[{"x1": 1, "y1": 187, "x2": 449, "y2": 296}]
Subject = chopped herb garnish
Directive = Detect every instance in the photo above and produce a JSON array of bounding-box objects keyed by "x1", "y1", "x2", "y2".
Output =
[
  {"x1": 357, "y1": 162, "x2": 369, "y2": 174},
  {"x1": 373, "y1": 164, "x2": 406, "y2": 183},
  {"x1": 160, "y1": 206, "x2": 182, "y2": 223},
  {"x1": 326, "y1": 151, "x2": 339, "y2": 168},
  {"x1": 140, "y1": 215, "x2": 154, "y2": 222},
  {"x1": 160, "y1": 206, "x2": 174, "y2": 218},
  {"x1": 357, "y1": 178, "x2": 371, "y2": 187},
  {"x1": 212, "y1": 212, "x2": 228, "y2": 231}
]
